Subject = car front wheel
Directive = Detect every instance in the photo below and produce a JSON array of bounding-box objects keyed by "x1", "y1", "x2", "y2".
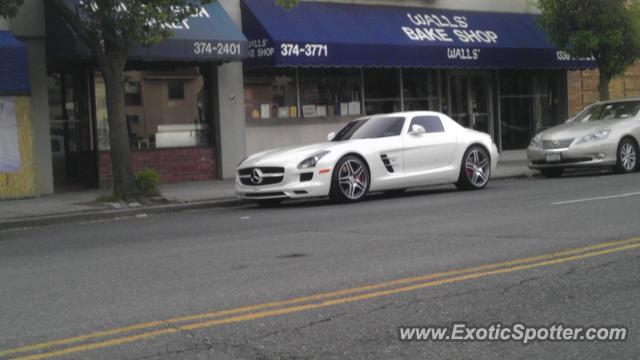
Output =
[
  {"x1": 330, "y1": 156, "x2": 370, "y2": 203},
  {"x1": 614, "y1": 138, "x2": 638, "y2": 173}
]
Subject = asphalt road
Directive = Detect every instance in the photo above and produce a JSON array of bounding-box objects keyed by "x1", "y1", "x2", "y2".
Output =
[{"x1": 1, "y1": 171, "x2": 640, "y2": 359}]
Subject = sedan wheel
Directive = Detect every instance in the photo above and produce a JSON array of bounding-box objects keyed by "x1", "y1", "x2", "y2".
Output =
[
  {"x1": 456, "y1": 146, "x2": 491, "y2": 190},
  {"x1": 330, "y1": 156, "x2": 370, "y2": 203},
  {"x1": 614, "y1": 139, "x2": 638, "y2": 173}
]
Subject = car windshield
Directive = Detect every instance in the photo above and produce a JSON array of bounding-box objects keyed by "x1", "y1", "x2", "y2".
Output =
[
  {"x1": 332, "y1": 116, "x2": 405, "y2": 141},
  {"x1": 571, "y1": 101, "x2": 640, "y2": 123}
]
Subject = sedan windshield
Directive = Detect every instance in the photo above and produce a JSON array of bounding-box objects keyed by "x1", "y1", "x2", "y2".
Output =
[
  {"x1": 571, "y1": 101, "x2": 640, "y2": 123},
  {"x1": 332, "y1": 116, "x2": 405, "y2": 141}
]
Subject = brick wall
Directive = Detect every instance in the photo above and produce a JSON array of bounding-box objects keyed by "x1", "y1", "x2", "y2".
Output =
[
  {"x1": 568, "y1": 62, "x2": 640, "y2": 116},
  {"x1": 99, "y1": 147, "x2": 216, "y2": 187}
]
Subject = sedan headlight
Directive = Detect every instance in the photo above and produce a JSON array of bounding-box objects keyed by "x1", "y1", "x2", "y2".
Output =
[
  {"x1": 574, "y1": 130, "x2": 611, "y2": 145},
  {"x1": 529, "y1": 135, "x2": 541, "y2": 148},
  {"x1": 297, "y1": 151, "x2": 330, "y2": 169}
]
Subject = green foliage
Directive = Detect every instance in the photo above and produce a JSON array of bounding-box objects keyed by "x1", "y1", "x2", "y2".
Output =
[
  {"x1": 73, "y1": 0, "x2": 212, "y2": 55},
  {"x1": 276, "y1": 0, "x2": 299, "y2": 10},
  {"x1": 535, "y1": 0, "x2": 640, "y2": 99},
  {"x1": 135, "y1": 169, "x2": 161, "y2": 197},
  {"x1": 0, "y1": 0, "x2": 24, "y2": 18}
]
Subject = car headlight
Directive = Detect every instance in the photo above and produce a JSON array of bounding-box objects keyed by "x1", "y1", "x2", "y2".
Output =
[
  {"x1": 237, "y1": 156, "x2": 249, "y2": 168},
  {"x1": 529, "y1": 135, "x2": 541, "y2": 148},
  {"x1": 297, "y1": 151, "x2": 330, "y2": 169},
  {"x1": 574, "y1": 130, "x2": 611, "y2": 145}
]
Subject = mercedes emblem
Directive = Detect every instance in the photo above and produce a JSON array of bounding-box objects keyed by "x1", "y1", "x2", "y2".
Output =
[{"x1": 250, "y1": 168, "x2": 264, "y2": 185}]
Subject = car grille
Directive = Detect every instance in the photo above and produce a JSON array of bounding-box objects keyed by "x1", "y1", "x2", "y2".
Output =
[
  {"x1": 542, "y1": 139, "x2": 574, "y2": 149},
  {"x1": 243, "y1": 192, "x2": 287, "y2": 198},
  {"x1": 238, "y1": 167, "x2": 285, "y2": 186},
  {"x1": 531, "y1": 157, "x2": 593, "y2": 165}
]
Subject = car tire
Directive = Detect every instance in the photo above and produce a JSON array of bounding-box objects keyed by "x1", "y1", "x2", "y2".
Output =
[
  {"x1": 455, "y1": 145, "x2": 491, "y2": 190},
  {"x1": 254, "y1": 199, "x2": 283, "y2": 207},
  {"x1": 614, "y1": 138, "x2": 638, "y2": 174},
  {"x1": 330, "y1": 155, "x2": 370, "y2": 203},
  {"x1": 540, "y1": 168, "x2": 564, "y2": 178}
]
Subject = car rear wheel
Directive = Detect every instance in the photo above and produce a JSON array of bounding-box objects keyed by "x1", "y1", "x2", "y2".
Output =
[
  {"x1": 614, "y1": 138, "x2": 638, "y2": 173},
  {"x1": 330, "y1": 156, "x2": 370, "y2": 203},
  {"x1": 540, "y1": 168, "x2": 564, "y2": 178},
  {"x1": 455, "y1": 146, "x2": 491, "y2": 190}
]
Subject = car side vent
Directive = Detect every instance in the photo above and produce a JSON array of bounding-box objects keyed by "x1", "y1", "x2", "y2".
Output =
[{"x1": 380, "y1": 154, "x2": 395, "y2": 173}]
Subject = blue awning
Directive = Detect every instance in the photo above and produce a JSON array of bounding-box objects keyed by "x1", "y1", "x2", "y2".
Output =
[
  {"x1": 242, "y1": 0, "x2": 597, "y2": 69},
  {"x1": 47, "y1": 1, "x2": 247, "y2": 63},
  {"x1": 0, "y1": 31, "x2": 30, "y2": 96}
]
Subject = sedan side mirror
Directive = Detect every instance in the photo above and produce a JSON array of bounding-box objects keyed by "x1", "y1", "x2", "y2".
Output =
[
  {"x1": 410, "y1": 124, "x2": 426, "y2": 136},
  {"x1": 327, "y1": 131, "x2": 336, "y2": 141}
]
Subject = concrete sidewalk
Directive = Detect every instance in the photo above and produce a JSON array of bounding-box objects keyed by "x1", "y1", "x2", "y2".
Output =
[{"x1": 0, "y1": 150, "x2": 533, "y2": 228}]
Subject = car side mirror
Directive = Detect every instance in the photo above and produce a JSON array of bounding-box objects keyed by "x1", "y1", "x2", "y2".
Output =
[
  {"x1": 327, "y1": 132, "x2": 336, "y2": 141},
  {"x1": 564, "y1": 117, "x2": 574, "y2": 124},
  {"x1": 410, "y1": 124, "x2": 426, "y2": 136}
]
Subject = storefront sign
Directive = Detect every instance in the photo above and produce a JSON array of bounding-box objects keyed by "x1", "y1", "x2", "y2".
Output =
[
  {"x1": 49, "y1": 1, "x2": 247, "y2": 62},
  {"x1": 403, "y1": 13, "x2": 498, "y2": 44},
  {"x1": 0, "y1": 97, "x2": 21, "y2": 173},
  {"x1": 241, "y1": 0, "x2": 598, "y2": 69}
]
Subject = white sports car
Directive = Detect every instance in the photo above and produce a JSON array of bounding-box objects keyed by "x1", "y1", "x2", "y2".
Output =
[{"x1": 236, "y1": 111, "x2": 499, "y2": 205}]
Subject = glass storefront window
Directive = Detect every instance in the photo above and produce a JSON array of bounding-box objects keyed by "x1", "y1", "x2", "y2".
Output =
[
  {"x1": 364, "y1": 69, "x2": 401, "y2": 115},
  {"x1": 402, "y1": 69, "x2": 440, "y2": 112},
  {"x1": 298, "y1": 68, "x2": 362, "y2": 118},
  {"x1": 96, "y1": 67, "x2": 209, "y2": 150},
  {"x1": 499, "y1": 70, "x2": 564, "y2": 150},
  {"x1": 244, "y1": 68, "x2": 298, "y2": 120}
]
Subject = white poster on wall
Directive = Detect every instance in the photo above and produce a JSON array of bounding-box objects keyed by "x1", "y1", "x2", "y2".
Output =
[{"x1": 0, "y1": 97, "x2": 21, "y2": 173}]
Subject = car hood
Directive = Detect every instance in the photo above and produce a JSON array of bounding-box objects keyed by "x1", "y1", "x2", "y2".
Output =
[
  {"x1": 538, "y1": 121, "x2": 613, "y2": 140},
  {"x1": 242, "y1": 142, "x2": 341, "y2": 166}
]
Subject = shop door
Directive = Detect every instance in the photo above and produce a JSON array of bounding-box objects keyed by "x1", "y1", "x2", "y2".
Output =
[
  {"x1": 448, "y1": 74, "x2": 494, "y2": 137},
  {"x1": 49, "y1": 70, "x2": 98, "y2": 189}
]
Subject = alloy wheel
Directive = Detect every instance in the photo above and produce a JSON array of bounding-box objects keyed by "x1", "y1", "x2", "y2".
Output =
[
  {"x1": 338, "y1": 159, "x2": 369, "y2": 200},
  {"x1": 465, "y1": 149, "x2": 490, "y2": 187},
  {"x1": 620, "y1": 142, "x2": 637, "y2": 171}
]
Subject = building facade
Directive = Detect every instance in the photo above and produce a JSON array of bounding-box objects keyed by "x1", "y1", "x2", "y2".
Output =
[
  {"x1": 239, "y1": 0, "x2": 595, "y2": 157},
  {"x1": 1, "y1": 0, "x2": 599, "y2": 198},
  {"x1": 568, "y1": 63, "x2": 640, "y2": 117},
  {"x1": 1, "y1": 0, "x2": 49, "y2": 199}
]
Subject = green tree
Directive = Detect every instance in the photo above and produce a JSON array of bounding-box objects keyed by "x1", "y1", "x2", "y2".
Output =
[
  {"x1": 536, "y1": 0, "x2": 640, "y2": 100},
  {"x1": 276, "y1": 0, "x2": 299, "y2": 9},
  {"x1": 47, "y1": 0, "x2": 298, "y2": 199},
  {"x1": 0, "y1": 0, "x2": 24, "y2": 18}
]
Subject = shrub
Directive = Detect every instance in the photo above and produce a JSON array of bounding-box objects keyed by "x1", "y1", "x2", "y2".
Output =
[{"x1": 135, "y1": 169, "x2": 161, "y2": 197}]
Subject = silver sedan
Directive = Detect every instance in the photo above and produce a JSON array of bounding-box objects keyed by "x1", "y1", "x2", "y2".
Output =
[{"x1": 527, "y1": 99, "x2": 640, "y2": 177}]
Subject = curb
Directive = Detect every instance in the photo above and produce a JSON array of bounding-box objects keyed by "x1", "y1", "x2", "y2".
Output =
[
  {"x1": 0, "y1": 197, "x2": 246, "y2": 231},
  {"x1": 0, "y1": 170, "x2": 536, "y2": 231}
]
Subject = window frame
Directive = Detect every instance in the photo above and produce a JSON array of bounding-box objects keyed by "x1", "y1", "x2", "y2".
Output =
[
  {"x1": 167, "y1": 80, "x2": 185, "y2": 101},
  {"x1": 408, "y1": 115, "x2": 446, "y2": 134}
]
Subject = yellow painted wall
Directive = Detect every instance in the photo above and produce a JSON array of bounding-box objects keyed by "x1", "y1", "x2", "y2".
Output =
[{"x1": 0, "y1": 97, "x2": 38, "y2": 199}]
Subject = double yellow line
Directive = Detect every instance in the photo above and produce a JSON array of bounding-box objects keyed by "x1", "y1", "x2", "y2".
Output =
[{"x1": 3, "y1": 237, "x2": 640, "y2": 360}]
